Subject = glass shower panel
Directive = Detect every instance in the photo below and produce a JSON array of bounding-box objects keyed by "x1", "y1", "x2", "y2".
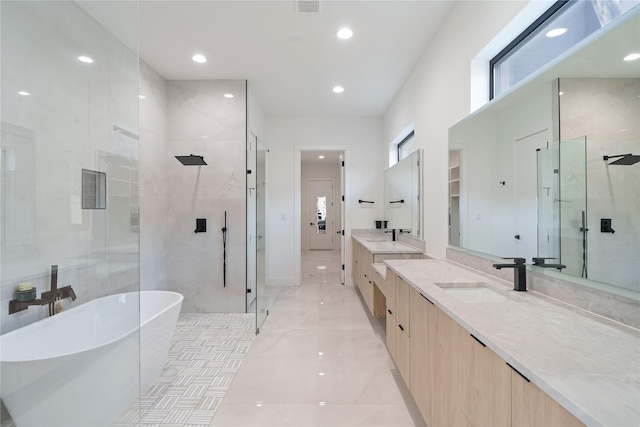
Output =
[
  {"x1": 256, "y1": 141, "x2": 268, "y2": 332},
  {"x1": 559, "y1": 136, "x2": 588, "y2": 278},
  {"x1": 1, "y1": 1, "x2": 140, "y2": 425},
  {"x1": 536, "y1": 144, "x2": 560, "y2": 259}
]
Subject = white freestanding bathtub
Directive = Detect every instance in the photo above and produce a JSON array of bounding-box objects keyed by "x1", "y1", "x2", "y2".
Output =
[{"x1": 0, "y1": 290, "x2": 183, "y2": 427}]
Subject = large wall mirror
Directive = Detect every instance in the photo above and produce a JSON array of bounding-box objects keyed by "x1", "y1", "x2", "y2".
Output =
[
  {"x1": 384, "y1": 149, "x2": 423, "y2": 239},
  {"x1": 449, "y1": 7, "x2": 639, "y2": 299}
]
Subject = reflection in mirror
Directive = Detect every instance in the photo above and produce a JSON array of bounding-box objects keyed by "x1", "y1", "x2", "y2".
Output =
[
  {"x1": 383, "y1": 149, "x2": 422, "y2": 239},
  {"x1": 1, "y1": 122, "x2": 35, "y2": 249},
  {"x1": 448, "y1": 6, "x2": 640, "y2": 298},
  {"x1": 316, "y1": 196, "x2": 326, "y2": 234}
]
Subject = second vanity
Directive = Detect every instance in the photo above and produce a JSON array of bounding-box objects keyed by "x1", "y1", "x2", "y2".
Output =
[{"x1": 376, "y1": 258, "x2": 640, "y2": 427}]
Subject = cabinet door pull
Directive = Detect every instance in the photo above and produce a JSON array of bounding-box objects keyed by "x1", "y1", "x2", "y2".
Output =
[
  {"x1": 420, "y1": 293, "x2": 434, "y2": 305},
  {"x1": 470, "y1": 334, "x2": 486, "y2": 347},
  {"x1": 387, "y1": 309, "x2": 393, "y2": 315},
  {"x1": 507, "y1": 362, "x2": 530, "y2": 382},
  {"x1": 398, "y1": 324, "x2": 405, "y2": 331}
]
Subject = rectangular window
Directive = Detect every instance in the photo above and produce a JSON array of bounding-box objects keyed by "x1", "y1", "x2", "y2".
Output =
[
  {"x1": 491, "y1": 0, "x2": 639, "y2": 99},
  {"x1": 397, "y1": 130, "x2": 415, "y2": 162}
]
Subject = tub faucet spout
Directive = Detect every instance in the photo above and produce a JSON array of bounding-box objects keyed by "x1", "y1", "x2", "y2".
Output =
[
  {"x1": 9, "y1": 265, "x2": 77, "y2": 315},
  {"x1": 41, "y1": 265, "x2": 77, "y2": 302}
]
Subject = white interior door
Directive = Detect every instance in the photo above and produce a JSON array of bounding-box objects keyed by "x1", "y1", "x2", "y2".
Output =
[{"x1": 308, "y1": 179, "x2": 334, "y2": 250}]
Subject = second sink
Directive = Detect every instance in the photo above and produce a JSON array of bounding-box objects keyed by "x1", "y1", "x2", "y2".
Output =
[{"x1": 435, "y1": 282, "x2": 508, "y2": 303}]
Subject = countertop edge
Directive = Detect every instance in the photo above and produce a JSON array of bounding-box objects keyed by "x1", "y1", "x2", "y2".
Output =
[{"x1": 352, "y1": 234, "x2": 424, "y2": 254}]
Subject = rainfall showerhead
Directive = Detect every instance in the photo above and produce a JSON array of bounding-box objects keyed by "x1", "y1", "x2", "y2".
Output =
[
  {"x1": 603, "y1": 154, "x2": 640, "y2": 166},
  {"x1": 175, "y1": 154, "x2": 207, "y2": 166}
]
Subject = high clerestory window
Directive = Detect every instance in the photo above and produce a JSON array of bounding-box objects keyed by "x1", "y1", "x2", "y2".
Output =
[
  {"x1": 397, "y1": 130, "x2": 415, "y2": 162},
  {"x1": 490, "y1": 0, "x2": 640, "y2": 99}
]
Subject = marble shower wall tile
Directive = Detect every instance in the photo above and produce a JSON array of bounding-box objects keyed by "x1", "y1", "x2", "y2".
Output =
[
  {"x1": 140, "y1": 61, "x2": 170, "y2": 292},
  {"x1": 559, "y1": 78, "x2": 640, "y2": 293},
  {"x1": 166, "y1": 80, "x2": 247, "y2": 313}
]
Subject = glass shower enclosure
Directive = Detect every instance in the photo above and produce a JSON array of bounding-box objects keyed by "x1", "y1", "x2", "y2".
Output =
[
  {"x1": 536, "y1": 137, "x2": 588, "y2": 278},
  {"x1": 1, "y1": 1, "x2": 140, "y2": 425}
]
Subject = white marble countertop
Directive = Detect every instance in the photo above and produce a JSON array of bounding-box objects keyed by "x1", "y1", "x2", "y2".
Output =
[
  {"x1": 384, "y1": 259, "x2": 640, "y2": 427},
  {"x1": 352, "y1": 234, "x2": 423, "y2": 255},
  {"x1": 372, "y1": 263, "x2": 387, "y2": 280}
]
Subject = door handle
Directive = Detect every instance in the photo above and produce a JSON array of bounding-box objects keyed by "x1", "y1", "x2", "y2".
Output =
[
  {"x1": 514, "y1": 234, "x2": 521, "y2": 240},
  {"x1": 310, "y1": 222, "x2": 315, "y2": 226}
]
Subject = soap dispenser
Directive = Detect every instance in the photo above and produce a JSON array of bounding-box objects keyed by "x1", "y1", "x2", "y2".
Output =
[{"x1": 55, "y1": 296, "x2": 64, "y2": 314}]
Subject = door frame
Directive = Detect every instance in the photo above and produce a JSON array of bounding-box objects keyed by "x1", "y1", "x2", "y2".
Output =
[{"x1": 294, "y1": 145, "x2": 350, "y2": 286}]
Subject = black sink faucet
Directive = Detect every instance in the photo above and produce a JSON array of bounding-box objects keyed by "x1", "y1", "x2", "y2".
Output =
[
  {"x1": 532, "y1": 257, "x2": 566, "y2": 270},
  {"x1": 384, "y1": 229, "x2": 396, "y2": 241},
  {"x1": 492, "y1": 257, "x2": 527, "y2": 291}
]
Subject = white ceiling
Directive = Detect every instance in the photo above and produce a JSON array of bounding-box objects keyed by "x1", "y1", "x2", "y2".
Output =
[
  {"x1": 301, "y1": 150, "x2": 343, "y2": 164},
  {"x1": 134, "y1": 1, "x2": 453, "y2": 117}
]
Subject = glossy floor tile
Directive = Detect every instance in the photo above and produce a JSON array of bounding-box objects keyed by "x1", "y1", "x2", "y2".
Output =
[{"x1": 211, "y1": 250, "x2": 425, "y2": 426}]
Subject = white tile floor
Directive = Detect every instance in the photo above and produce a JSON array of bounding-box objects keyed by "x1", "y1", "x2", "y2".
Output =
[{"x1": 210, "y1": 250, "x2": 425, "y2": 426}]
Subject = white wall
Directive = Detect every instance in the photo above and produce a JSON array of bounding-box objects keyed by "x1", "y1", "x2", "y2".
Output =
[
  {"x1": 266, "y1": 116, "x2": 383, "y2": 286},
  {"x1": 383, "y1": 1, "x2": 529, "y2": 259}
]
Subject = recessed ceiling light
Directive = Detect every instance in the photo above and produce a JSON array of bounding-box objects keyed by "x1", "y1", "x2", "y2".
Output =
[
  {"x1": 337, "y1": 28, "x2": 353, "y2": 40},
  {"x1": 545, "y1": 28, "x2": 567, "y2": 38},
  {"x1": 318, "y1": 155, "x2": 325, "y2": 159},
  {"x1": 332, "y1": 86, "x2": 344, "y2": 94},
  {"x1": 224, "y1": 93, "x2": 234, "y2": 99},
  {"x1": 623, "y1": 52, "x2": 640, "y2": 62},
  {"x1": 18, "y1": 91, "x2": 30, "y2": 96},
  {"x1": 138, "y1": 94, "x2": 146, "y2": 100},
  {"x1": 192, "y1": 54, "x2": 207, "y2": 63},
  {"x1": 78, "y1": 56, "x2": 94, "y2": 63}
]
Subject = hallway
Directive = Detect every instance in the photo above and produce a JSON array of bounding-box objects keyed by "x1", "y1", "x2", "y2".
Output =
[{"x1": 211, "y1": 250, "x2": 424, "y2": 426}]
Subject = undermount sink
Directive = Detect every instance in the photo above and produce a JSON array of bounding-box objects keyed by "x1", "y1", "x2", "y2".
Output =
[
  {"x1": 366, "y1": 238, "x2": 388, "y2": 242},
  {"x1": 435, "y1": 282, "x2": 508, "y2": 303}
]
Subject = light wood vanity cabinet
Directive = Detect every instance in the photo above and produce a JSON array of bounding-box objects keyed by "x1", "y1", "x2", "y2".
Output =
[
  {"x1": 512, "y1": 370, "x2": 583, "y2": 427},
  {"x1": 409, "y1": 287, "x2": 431, "y2": 423},
  {"x1": 385, "y1": 272, "x2": 411, "y2": 387},
  {"x1": 463, "y1": 329, "x2": 512, "y2": 427},
  {"x1": 423, "y1": 295, "x2": 511, "y2": 426},
  {"x1": 353, "y1": 241, "x2": 373, "y2": 313},
  {"x1": 394, "y1": 275, "x2": 412, "y2": 387},
  {"x1": 351, "y1": 238, "x2": 421, "y2": 319},
  {"x1": 406, "y1": 287, "x2": 580, "y2": 427},
  {"x1": 384, "y1": 270, "x2": 398, "y2": 364}
]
